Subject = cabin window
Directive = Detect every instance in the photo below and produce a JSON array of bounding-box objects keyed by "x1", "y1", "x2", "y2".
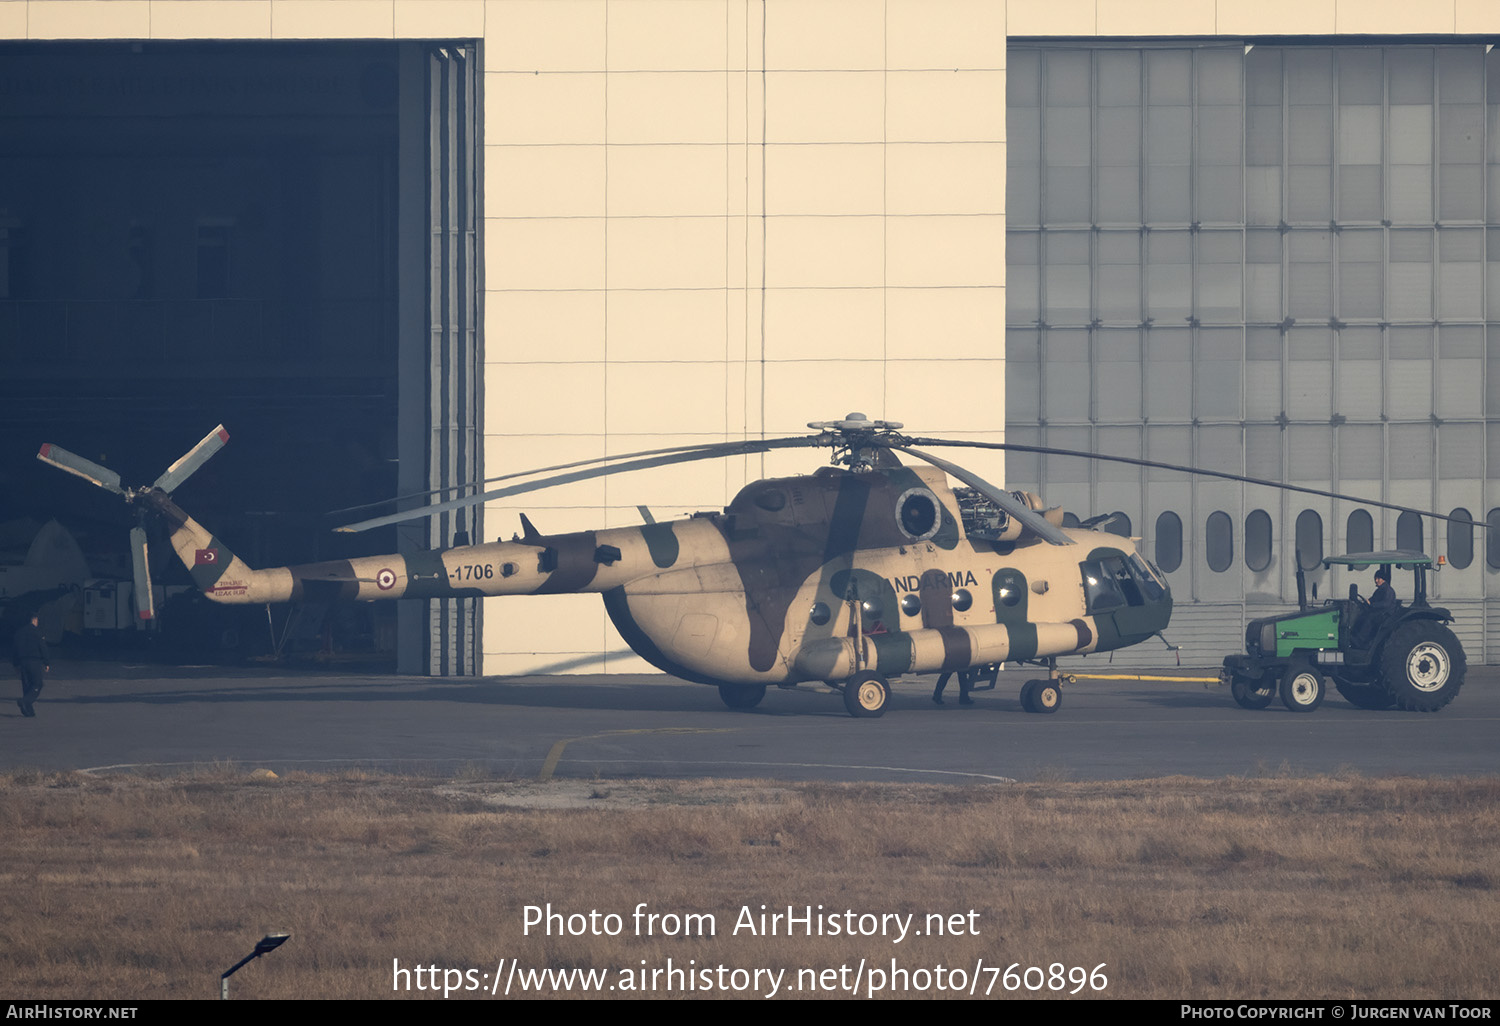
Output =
[
  {"x1": 900, "y1": 594, "x2": 922, "y2": 617},
  {"x1": 951, "y1": 588, "x2": 973, "y2": 612},
  {"x1": 1245, "y1": 509, "x2": 1272, "y2": 571},
  {"x1": 1154, "y1": 511, "x2": 1182, "y2": 572},
  {"x1": 809, "y1": 602, "x2": 831, "y2": 626}
]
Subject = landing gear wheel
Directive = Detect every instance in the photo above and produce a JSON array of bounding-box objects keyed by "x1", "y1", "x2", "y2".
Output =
[
  {"x1": 1230, "y1": 673, "x2": 1277, "y2": 710},
  {"x1": 843, "y1": 673, "x2": 890, "y2": 718},
  {"x1": 1333, "y1": 678, "x2": 1396, "y2": 711},
  {"x1": 1380, "y1": 621, "x2": 1465, "y2": 712},
  {"x1": 1279, "y1": 663, "x2": 1325, "y2": 712},
  {"x1": 718, "y1": 684, "x2": 766, "y2": 710},
  {"x1": 1021, "y1": 679, "x2": 1061, "y2": 714}
]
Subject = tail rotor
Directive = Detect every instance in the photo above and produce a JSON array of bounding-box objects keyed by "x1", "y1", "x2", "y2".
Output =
[{"x1": 38, "y1": 426, "x2": 231, "y2": 625}]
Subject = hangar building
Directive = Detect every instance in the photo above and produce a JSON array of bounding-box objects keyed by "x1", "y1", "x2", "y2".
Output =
[{"x1": 0, "y1": 0, "x2": 1495, "y2": 674}]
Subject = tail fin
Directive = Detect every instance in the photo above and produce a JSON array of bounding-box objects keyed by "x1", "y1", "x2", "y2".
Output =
[{"x1": 142, "y1": 491, "x2": 264, "y2": 603}]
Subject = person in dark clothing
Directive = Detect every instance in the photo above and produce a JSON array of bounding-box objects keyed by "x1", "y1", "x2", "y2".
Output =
[
  {"x1": 1368, "y1": 568, "x2": 1396, "y2": 611},
  {"x1": 12, "y1": 614, "x2": 49, "y2": 718},
  {"x1": 932, "y1": 669, "x2": 974, "y2": 706}
]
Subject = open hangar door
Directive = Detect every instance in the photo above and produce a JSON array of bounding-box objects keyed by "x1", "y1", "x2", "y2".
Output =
[{"x1": 0, "y1": 41, "x2": 480, "y2": 674}]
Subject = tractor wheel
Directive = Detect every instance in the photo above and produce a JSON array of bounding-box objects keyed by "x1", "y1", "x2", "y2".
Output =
[
  {"x1": 1230, "y1": 672, "x2": 1277, "y2": 710},
  {"x1": 843, "y1": 673, "x2": 890, "y2": 718},
  {"x1": 1279, "y1": 663, "x2": 1325, "y2": 712},
  {"x1": 1379, "y1": 621, "x2": 1465, "y2": 712},
  {"x1": 718, "y1": 684, "x2": 766, "y2": 710}
]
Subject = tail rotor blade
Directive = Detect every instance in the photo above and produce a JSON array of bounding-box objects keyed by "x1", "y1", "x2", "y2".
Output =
[
  {"x1": 153, "y1": 425, "x2": 230, "y2": 494},
  {"x1": 37, "y1": 443, "x2": 124, "y2": 495},
  {"x1": 129, "y1": 525, "x2": 155, "y2": 622}
]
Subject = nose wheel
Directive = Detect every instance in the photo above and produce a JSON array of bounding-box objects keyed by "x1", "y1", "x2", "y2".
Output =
[{"x1": 843, "y1": 672, "x2": 890, "y2": 718}]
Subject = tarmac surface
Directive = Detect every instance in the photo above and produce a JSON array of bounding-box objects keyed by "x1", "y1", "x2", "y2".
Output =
[{"x1": 1, "y1": 660, "x2": 1496, "y2": 782}]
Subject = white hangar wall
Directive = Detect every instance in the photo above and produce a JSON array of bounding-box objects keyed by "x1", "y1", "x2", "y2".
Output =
[{"x1": 7, "y1": 1, "x2": 1497, "y2": 673}]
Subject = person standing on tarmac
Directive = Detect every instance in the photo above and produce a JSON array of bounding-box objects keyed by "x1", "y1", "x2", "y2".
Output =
[{"x1": 12, "y1": 613, "x2": 50, "y2": 718}]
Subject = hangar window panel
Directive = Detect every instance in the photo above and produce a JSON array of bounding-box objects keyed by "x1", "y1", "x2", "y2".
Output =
[
  {"x1": 1338, "y1": 230, "x2": 1384, "y2": 319},
  {"x1": 1296, "y1": 510, "x2": 1324, "y2": 570},
  {"x1": 1488, "y1": 229, "x2": 1500, "y2": 321},
  {"x1": 1047, "y1": 426, "x2": 1094, "y2": 483},
  {"x1": 1287, "y1": 232, "x2": 1333, "y2": 319},
  {"x1": 1246, "y1": 167, "x2": 1283, "y2": 226},
  {"x1": 1437, "y1": 328, "x2": 1484, "y2": 419},
  {"x1": 1096, "y1": 108, "x2": 1142, "y2": 162},
  {"x1": 1339, "y1": 105, "x2": 1383, "y2": 166},
  {"x1": 1388, "y1": 164, "x2": 1434, "y2": 224},
  {"x1": 1044, "y1": 232, "x2": 1091, "y2": 324},
  {"x1": 1007, "y1": 232, "x2": 1040, "y2": 323},
  {"x1": 1437, "y1": 228, "x2": 1483, "y2": 320},
  {"x1": 1447, "y1": 509, "x2": 1474, "y2": 570},
  {"x1": 1206, "y1": 511, "x2": 1234, "y2": 573},
  {"x1": 1154, "y1": 512, "x2": 1183, "y2": 573},
  {"x1": 1046, "y1": 50, "x2": 1092, "y2": 106},
  {"x1": 1094, "y1": 329, "x2": 1142, "y2": 422},
  {"x1": 1006, "y1": 361, "x2": 1040, "y2": 421},
  {"x1": 1197, "y1": 105, "x2": 1244, "y2": 223},
  {"x1": 1006, "y1": 426, "x2": 1042, "y2": 486},
  {"x1": 1339, "y1": 424, "x2": 1384, "y2": 480},
  {"x1": 1388, "y1": 424, "x2": 1432, "y2": 480},
  {"x1": 1348, "y1": 510, "x2": 1375, "y2": 553},
  {"x1": 1145, "y1": 328, "x2": 1192, "y2": 421},
  {"x1": 1487, "y1": 326, "x2": 1500, "y2": 416},
  {"x1": 1194, "y1": 326, "x2": 1243, "y2": 419},
  {"x1": 1389, "y1": 48, "x2": 1434, "y2": 104},
  {"x1": 1044, "y1": 167, "x2": 1092, "y2": 225},
  {"x1": 1287, "y1": 425, "x2": 1332, "y2": 481},
  {"x1": 1338, "y1": 50, "x2": 1383, "y2": 103},
  {"x1": 1245, "y1": 509, "x2": 1272, "y2": 571},
  {"x1": 1244, "y1": 330, "x2": 1283, "y2": 421},
  {"x1": 1387, "y1": 230, "x2": 1434, "y2": 321},
  {"x1": 1244, "y1": 230, "x2": 1283, "y2": 322},
  {"x1": 1488, "y1": 509, "x2": 1500, "y2": 570},
  {"x1": 1146, "y1": 425, "x2": 1192, "y2": 480},
  {"x1": 1011, "y1": 49, "x2": 1042, "y2": 104},
  {"x1": 1196, "y1": 231, "x2": 1243, "y2": 323},
  {"x1": 1245, "y1": 424, "x2": 1282, "y2": 480},
  {"x1": 1338, "y1": 165, "x2": 1384, "y2": 223},
  {"x1": 1386, "y1": 358, "x2": 1433, "y2": 420},
  {"x1": 1095, "y1": 231, "x2": 1141, "y2": 322},
  {"x1": 1396, "y1": 511, "x2": 1424, "y2": 552},
  {"x1": 1097, "y1": 51, "x2": 1142, "y2": 106},
  {"x1": 1097, "y1": 167, "x2": 1141, "y2": 225},
  {"x1": 1439, "y1": 48, "x2": 1484, "y2": 102},
  {"x1": 1044, "y1": 106, "x2": 1092, "y2": 167},
  {"x1": 1438, "y1": 422, "x2": 1483, "y2": 478},
  {"x1": 1008, "y1": 163, "x2": 1042, "y2": 226},
  {"x1": 1043, "y1": 329, "x2": 1090, "y2": 422},
  {"x1": 1146, "y1": 231, "x2": 1192, "y2": 321},
  {"x1": 1096, "y1": 426, "x2": 1142, "y2": 482}
]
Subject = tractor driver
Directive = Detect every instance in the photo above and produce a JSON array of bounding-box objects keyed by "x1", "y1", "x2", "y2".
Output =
[{"x1": 1368, "y1": 567, "x2": 1396, "y2": 611}]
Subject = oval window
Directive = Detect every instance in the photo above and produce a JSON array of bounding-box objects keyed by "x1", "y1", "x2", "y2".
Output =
[
  {"x1": 1396, "y1": 511, "x2": 1423, "y2": 553},
  {"x1": 1206, "y1": 511, "x2": 1233, "y2": 573},
  {"x1": 1488, "y1": 509, "x2": 1500, "y2": 570},
  {"x1": 1154, "y1": 511, "x2": 1183, "y2": 573},
  {"x1": 1245, "y1": 509, "x2": 1272, "y2": 572},
  {"x1": 1448, "y1": 508, "x2": 1473, "y2": 570},
  {"x1": 754, "y1": 488, "x2": 787, "y2": 512},
  {"x1": 1347, "y1": 509, "x2": 1374, "y2": 553},
  {"x1": 1296, "y1": 510, "x2": 1323, "y2": 570},
  {"x1": 1105, "y1": 511, "x2": 1132, "y2": 537}
]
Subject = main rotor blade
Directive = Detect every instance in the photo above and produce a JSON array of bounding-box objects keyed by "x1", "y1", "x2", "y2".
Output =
[
  {"x1": 37, "y1": 443, "x2": 124, "y2": 495},
  {"x1": 905, "y1": 437, "x2": 1486, "y2": 527},
  {"x1": 327, "y1": 437, "x2": 804, "y2": 519},
  {"x1": 129, "y1": 525, "x2": 155, "y2": 622},
  {"x1": 153, "y1": 425, "x2": 230, "y2": 494},
  {"x1": 335, "y1": 436, "x2": 823, "y2": 533},
  {"x1": 893, "y1": 445, "x2": 1076, "y2": 546}
]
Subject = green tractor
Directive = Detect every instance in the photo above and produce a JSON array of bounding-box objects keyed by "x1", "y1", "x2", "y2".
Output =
[{"x1": 1220, "y1": 551, "x2": 1465, "y2": 713}]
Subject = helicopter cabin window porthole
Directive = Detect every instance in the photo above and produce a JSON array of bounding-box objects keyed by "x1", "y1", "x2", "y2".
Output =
[
  {"x1": 1447, "y1": 508, "x2": 1473, "y2": 570},
  {"x1": 900, "y1": 593, "x2": 922, "y2": 617},
  {"x1": 951, "y1": 588, "x2": 973, "y2": 612},
  {"x1": 1154, "y1": 512, "x2": 1182, "y2": 573},
  {"x1": 895, "y1": 488, "x2": 942, "y2": 542},
  {"x1": 1296, "y1": 510, "x2": 1323, "y2": 570},
  {"x1": 1396, "y1": 511, "x2": 1422, "y2": 553},
  {"x1": 809, "y1": 602, "x2": 831, "y2": 626},
  {"x1": 1348, "y1": 509, "x2": 1374, "y2": 553},
  {"x1": 1244, "y1": 509, "x2": 1272, "y2": 572},
  {"x1": 1206, "y1": 511, "x2": 1233, "y2": 573}
]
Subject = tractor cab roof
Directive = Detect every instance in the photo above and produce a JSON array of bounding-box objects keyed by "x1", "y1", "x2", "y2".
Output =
[{"x1": 1321, "y1": 550, "x2": 1432, "y2": 570}]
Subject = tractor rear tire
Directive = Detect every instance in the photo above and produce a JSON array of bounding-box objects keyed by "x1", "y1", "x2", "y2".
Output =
[{"x1": 1379, "y1": 621, "x2": 1465, "y2": 712}]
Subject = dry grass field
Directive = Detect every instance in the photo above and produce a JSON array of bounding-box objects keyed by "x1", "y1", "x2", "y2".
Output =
[{"x1": 1, "y1": 768, "x2": 1496, "y2": 1000}]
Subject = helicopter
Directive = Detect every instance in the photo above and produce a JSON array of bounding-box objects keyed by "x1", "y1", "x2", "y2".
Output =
[{"x1": 36, "y1": 415, "x2": 1473, "y2": 718}]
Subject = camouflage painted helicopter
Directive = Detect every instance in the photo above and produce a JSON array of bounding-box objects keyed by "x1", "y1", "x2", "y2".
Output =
[{"x1": 36, "y1": 415, "x2": 1465, "y2": 718}]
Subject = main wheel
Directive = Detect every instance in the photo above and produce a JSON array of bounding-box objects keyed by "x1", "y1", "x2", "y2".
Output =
[
  {"x1": 718, "y1": 684, "x2": 766, "y2": 710},
  {"x1": 1332, "y1": 677, "x2": 1396, "y2": 711},
  {"x1": 843, "y1": 673, "x2": 890, "y2": 718},
  {"x1": 1230, "y1": 672, "x2": 1277, "y2": 710},
  {"x1": 1022, "y1": 679, "x2": 1062, "y2": 714},
  {"x1": 1380, "y1": 620, "x2": 1466, "y2": 712},
  {"x1": 1279, "y1": 663, "x2": 1325, "y2": 712}
]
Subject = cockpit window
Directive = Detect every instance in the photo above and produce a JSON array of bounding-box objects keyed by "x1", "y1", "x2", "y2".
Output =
[
  {"x1": 1082, "y1": 554, "x2": 1162, "y2": 612},
  {"x1": 1080, "y1": 559, "x2": 1126, "y2": 612},
  {"x1": 1130, "y1": 553, "x2": 1166, "y2": 600}
]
